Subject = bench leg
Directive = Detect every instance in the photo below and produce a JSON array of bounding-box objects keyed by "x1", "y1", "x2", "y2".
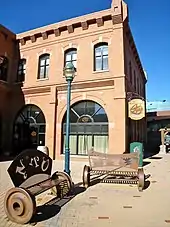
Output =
[
  {"x1": 50, "y1": 171, "x2": 73, "y2": 197},
  {"x1": 82, "y1": 165, "x2": 90, "y2": 188},
  {"x1": 137, "y1": 168, "x2": 145, "y2": 192},
  {"x1": 4, "y1": 187, "x2": 36, "y2": 224}
]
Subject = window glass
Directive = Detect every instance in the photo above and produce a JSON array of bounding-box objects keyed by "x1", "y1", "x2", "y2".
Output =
[
  {"x1": 72, "y1": 61, "x2": 76, "y2": 68},
  {"x1": 40, "y1": 67, "x2": 45, "y2": 78},
  {"x1": 40, "y1": 59, "x2": 46, "y2": 66},
  {"x1": 62, "y1": 101, "x2": 108, "y2": 155},
  {"x1": 95, "y1": 58, "x2": 102, "y2": 71},
  {"x1": 72, "y1": 53, "x2": 77, "y2": 61},
  {"x1": 103, "y1": 56, "x2": 108, "y2": 70},
  {"x1": 94, "y1": 44, "x2": 108, "y2": 71},
  {"x1": 13, "y1": 105, "x2": 46, "y2": 153},
  {"x1": 38, "y1": 54, "x2": 50, "y2": 79},
  {"x1": 46, "y1": 58, "x2": 50, "y2": 65},
  {"x1": 65, "y1": 49, "x2": 77, "y2": 69},
  {"x1": 66, "y1": 54, "x2": 72, "y2": 61},
  {"x1": 103, "y1": 46, "x2": 108, "y2": 55},
  {"x1": 95, "y1": 48, "x2": 101, "y2": 57}
]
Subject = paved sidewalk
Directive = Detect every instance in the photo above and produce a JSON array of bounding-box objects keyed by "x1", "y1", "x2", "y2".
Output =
[{"x1": 1, "y1": 154, "x2": 170, "y2": 227}]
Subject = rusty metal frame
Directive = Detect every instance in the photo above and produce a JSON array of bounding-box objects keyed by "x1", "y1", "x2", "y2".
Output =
[{"x1": 83, "y1": 149, "x2": 147, "y2": 191}]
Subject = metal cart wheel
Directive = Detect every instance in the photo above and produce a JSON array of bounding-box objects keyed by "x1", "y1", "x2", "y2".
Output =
[
  {"x1": 82, "y1": 165, "x2": 90, "y2": 188},
  {"x1": 137, "y1": 168, "x2": 145, "y2": 192},
  {"x1": 4, "y1": 187, "x2": 36, "y2": 224},
  {"x1": 50, "y1": 171, "x2": 73, "y2": 197}
]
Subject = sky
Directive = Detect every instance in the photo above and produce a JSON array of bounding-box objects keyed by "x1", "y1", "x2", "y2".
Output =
[{"x1": 0, "y1": 0, "x2": 170, "y2": 101}]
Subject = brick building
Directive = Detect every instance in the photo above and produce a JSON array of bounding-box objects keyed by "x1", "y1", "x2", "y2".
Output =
[{"x1": 0, "y1": 0, "x2": 147, "y2": 160}]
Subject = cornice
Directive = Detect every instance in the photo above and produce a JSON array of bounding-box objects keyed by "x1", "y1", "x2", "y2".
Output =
[
  {"x1": 19, "y1": 27, "x2": 114, "y2": 52},
  {"x1": 16, "y1": 9, "x2": 124, "y2": 46}
]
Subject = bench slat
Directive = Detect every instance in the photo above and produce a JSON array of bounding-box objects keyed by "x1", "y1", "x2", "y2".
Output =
[
  {"x1": 27, "y1": 178, "x2": 65, "y2": 196},
  {"x1": 88, "y1": 150, "x2": 139, "y2": 171}
]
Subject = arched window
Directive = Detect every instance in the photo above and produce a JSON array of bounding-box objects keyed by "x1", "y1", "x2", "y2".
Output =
[
  {"x1": 0, "y1": 55, "x2": 8, "y2": 81},
  {"x1": 38, "y1": 54, "x2": 50, "y2": 79},
  {"x1": 13, "y1": 105, "x2": 46, "y2": 154},
  {"x1": 94, "y1": 43, "x2": 108, "y2": 71},
  {"x1": 61, "y1": 100, "x2": 108, "y2": 155},
  {"x1": 17, "y1": 58, "x2": 26, "y2": 82},
  {"x1": 64, "y1": 48, "x2": 77, "y2": 69}
]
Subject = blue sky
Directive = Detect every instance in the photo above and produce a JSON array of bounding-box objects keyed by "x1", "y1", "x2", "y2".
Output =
[{"x1": 0, "y1": 0, "x2": 170, "y2": 101}]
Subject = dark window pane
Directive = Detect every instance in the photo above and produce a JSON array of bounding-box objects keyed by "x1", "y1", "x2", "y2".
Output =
[
  {"x1": 14, "y1": 105, "x2": 46, "y2": 152},
  {"x1": 38, "y1": 54, "x2": 50, "y2": 79},
  {"x1": 72, "y1": 102, "x2": 86, "y2": 116},
  {"x1": 38, "y1": 134, "x2": 45, "y2": 146},
  {"x1": 0, "y1": 56, "x2": 8, "y2": 81},
  {"x1": 39, "y1": 125, "x2": 46, "y2": 133},
  {"x1": 36, "y1": 113, "x2": 45, "y2": 124}
]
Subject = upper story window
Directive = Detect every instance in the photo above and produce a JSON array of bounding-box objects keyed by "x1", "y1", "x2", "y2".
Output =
[
  {"x1": 17, "y1": 58, "x2": 26, "y2": 82},
  {"x1": 0, "y1": 55, "x2": 8, "y2": 81},
  {"x1": 94, "y1": 43, "x2": 108, "y2": 71},
  {"x1": 38, "y1": 54, "x2": 50, "y2": 79},
  {"x1": 64, "y1": 48, "x2": 77, "y2": 69}
]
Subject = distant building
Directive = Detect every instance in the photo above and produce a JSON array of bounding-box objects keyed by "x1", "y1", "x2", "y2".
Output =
[
  {"x1": 0, "y1": 0, "x2": 147, "y2": 159},
  {"x1": 146, "y1": 100, "x2": 170, "y2": 152},
  {"x1": 147, "y1": 100, "x2": 170, "y2": 112}
]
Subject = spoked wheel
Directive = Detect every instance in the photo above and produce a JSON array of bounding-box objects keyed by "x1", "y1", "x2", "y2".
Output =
[
  {"x1": 137, "y1": 168, "x2": 145, "y2": 192},
  {"x1": 4, "y1": 187, "x2": 36, "y2": 224},
  {"x1": 50, "y1": 171, "x2": 73, "y2": 197},
  {"x1": 82, "y1": 165, "x2": 90, "y2": 188}
]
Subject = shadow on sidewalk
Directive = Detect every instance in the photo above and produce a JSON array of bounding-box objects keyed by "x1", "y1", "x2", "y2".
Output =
[
  {"x1": 143, "y1": 161, "x2": 151, "y2": 166},
  {"x1": 143, "y1": 180, "x2": 150, "y2": 190},
  {"x1": 149, "y1": 156, "x2": 162, "y2": 160},
  {"x1": 30, "y1": 185, "x2": 86, "y2": 224}
]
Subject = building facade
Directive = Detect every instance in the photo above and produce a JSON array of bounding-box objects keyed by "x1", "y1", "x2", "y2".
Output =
[
  {"x1": 147, "y1": 100, "x2": 170, "y2": 152},
  {"x1": 0, "y1": 0, "x2": 147, "y2": 160},
  {"x1": 0, "y1": 25, "x2": 24, "y2": 155}
]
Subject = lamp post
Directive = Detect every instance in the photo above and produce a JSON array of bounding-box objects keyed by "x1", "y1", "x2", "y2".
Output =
[{"x1": 63, "y1": 62, "x2": 76, "y2": 176}]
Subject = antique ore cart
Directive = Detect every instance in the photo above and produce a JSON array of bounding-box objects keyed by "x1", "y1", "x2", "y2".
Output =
[
  {"x1": 83, "y1": 149, "x2": 147, "y2": 191},
  {"x1": 4, "y1": 149, "x2": 73, "y2": 224}
]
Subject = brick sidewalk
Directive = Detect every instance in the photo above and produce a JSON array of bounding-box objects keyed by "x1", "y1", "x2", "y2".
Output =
[{"x1": 1, "y1": 154, "x2": 170, "y2": 227}]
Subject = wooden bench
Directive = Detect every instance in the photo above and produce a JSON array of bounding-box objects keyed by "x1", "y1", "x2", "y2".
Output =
[
  {"x1": 4, "y1": 149, "x2": 73, "y2": 225},
  {"x1": 82, "y1": 149, "x2": 148, "y2": 192}
]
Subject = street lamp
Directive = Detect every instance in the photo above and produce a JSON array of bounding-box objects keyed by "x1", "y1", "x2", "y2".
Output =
[{"x1": 63, "y1": 62, "x2": 76, "y2": 176}]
